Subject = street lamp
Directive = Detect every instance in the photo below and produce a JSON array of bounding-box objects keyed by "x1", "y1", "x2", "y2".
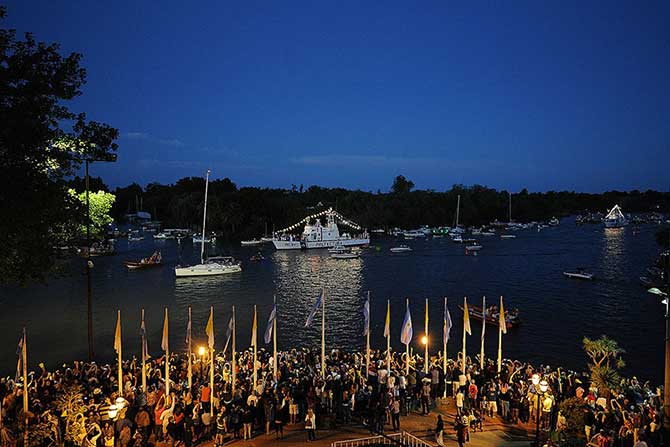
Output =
[
  {"x1": 532, "y1": 374, "x2": 549, "y2": 447},
  {"x1": 649, "y1": 286, "x2": 670, "y2": 430},
  {"x1": 84, "y1": 152, "x2": 117, "y2": 361},
  {"x1": 198, "y1": 346, "x2": 206, "y2": 380},
  {"x1": 422, "y1": 335, "x2": 429, "y2": 373}
]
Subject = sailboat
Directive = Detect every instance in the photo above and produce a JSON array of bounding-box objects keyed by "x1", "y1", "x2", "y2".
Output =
[
  {"x1": 175, "y1": 170, "x2": 242, "y2": 277},
  {"x1": 450, "y1": 195, "x2": 465, "y2": 238}
]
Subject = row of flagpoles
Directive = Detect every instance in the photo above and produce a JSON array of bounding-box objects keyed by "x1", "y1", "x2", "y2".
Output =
[{"x1": 16, "y1": 292, "x2": 508, "y2": 421}]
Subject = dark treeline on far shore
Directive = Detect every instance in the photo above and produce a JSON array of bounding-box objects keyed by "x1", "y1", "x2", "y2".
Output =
[{"x1": 70, "y1": 175, "x2": 670, "y2": 240}]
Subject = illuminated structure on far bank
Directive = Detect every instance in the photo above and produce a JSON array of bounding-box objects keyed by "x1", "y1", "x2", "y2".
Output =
[{"x1": 273, "y1": 208, "x2": 369, "y2": 250}]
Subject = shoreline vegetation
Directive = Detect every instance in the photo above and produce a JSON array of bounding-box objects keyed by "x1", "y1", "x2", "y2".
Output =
[{"x1": 74, "y1": 174, "x2": 670, "y2": 240}]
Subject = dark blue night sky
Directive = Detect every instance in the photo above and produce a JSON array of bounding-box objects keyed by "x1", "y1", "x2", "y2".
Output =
[{"x1": 5, "y1": 1, "x2": 669, "y2": 192}]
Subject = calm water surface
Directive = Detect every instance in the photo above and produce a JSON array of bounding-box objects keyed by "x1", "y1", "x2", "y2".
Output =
[{"x1": 0, "y1": 218, "x2": 664, "y2": 382}]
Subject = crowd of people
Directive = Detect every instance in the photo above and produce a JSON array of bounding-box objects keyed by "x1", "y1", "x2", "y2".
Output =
[{"x1": 0, "y1": 346, "x2": 665, "y2": 447}]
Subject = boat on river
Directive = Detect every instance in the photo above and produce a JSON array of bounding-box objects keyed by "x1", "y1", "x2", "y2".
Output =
[
  {"x1": 500, "y1": 234, "x2": 516, "y2": 239},
  {"x1": 390, "y1": 245, "x2": 412, "y2": 253},
  {"x1": 241, "y1": 239, "x2": 263, "y2": 246},
  {"x1": 123, "y1": 251, "x2": 162, "y2": 270},
  {"x1": 273, "y1": 208, "x2": 369, "y2": 250},
  {"x1": 465, "y1": 243, "x2": 482, "y2": 251},
  {"x1": 175, "y1": 170, "x2": 241, "y2": 277},
  {"x1": 563, "y1": 268, "x2": 594, "y2": 280},
  {"x1": 458, "y1": 303, "x2": 520, "y2": 330},
  {"x1": 604, "y1": 205, "x2": 628, "y2": 228}
]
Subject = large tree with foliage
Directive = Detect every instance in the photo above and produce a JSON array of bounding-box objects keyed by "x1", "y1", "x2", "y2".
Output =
[
  {"x1": 0, "y1": 6, "x2": 118, "y2": 284},
  {"x1": 583, "y1": 335, "x2": 625, "y2": 397},
  {"x1": 69, "y1": 189, "x2": 116, "y2": 239}
]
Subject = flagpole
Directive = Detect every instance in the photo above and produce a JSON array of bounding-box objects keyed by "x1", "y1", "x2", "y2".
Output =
[
  {"x1": 405, "y1": 299, "x2": 410, "y2": 377},
  {"x1": 117, "y1": 310, "x2": 123, "y2": 396},
  {"x1": 424, "y1": 298, "x2": 429, "y2": 374},
  {"x1": 443, "y1": 297, "x2": 447, "y2": 399},
  {"x1": 366, "y1": 291, "x2": 370, "y2": 379},
  {"x1": 480, "y1": 296, "x2": 486, "y2": 369},
  {"x1": 22, "y1": 328, "x2": 28, "y2": 447},
  {"x1": 253, "y1": 304, "x2": 258, "y2": 391},
  {"x1": 462, "y1": 297, "x2": 467, "y2": 374},
  {"x1": 273, "y1": 296, "x2": 278, "y2": 383},
  {"x1": 321, "y1": 289, "x2": 326, "y2": 378},
  {"x1": 386, "y1": 299, "x2": 391, "y2": 373},
  {"x1": 141, "y1": 309, "x2": 147, "y2": 392},
  {"x1": 188, "y1": 306, "x2": 193, "y2": 390},
  {"x1": 497, "y1": 296, "x2": 503, "y2": 374},
  {"x1": 209, "y1": 306, "x2": 215, "y2": 416},
  {"x1": 232, "y1": 305, "x2": 236, "y2": 396},
  {"x1": 165, "y1": 308, "x2": 170, "y2": 396}
]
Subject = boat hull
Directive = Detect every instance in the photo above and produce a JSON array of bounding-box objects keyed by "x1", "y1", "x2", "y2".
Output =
[
  {"x1": 175, "y1": 263, "x2": 241, "y2": 277},
  {"x1": 273, "y1": 237, "x2": 370, "y2": 250}
]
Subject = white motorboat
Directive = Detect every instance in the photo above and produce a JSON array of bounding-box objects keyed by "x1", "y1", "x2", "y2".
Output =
[
  {"x1": 451, "y1": 235, "x2": 463, "y2": 243},
  {"x1": 390, "y1": 245, "x2": 412, "y2": 253},
  {"x1": 403, "y1": 230, "x2": 426, "y2": 238},
  {"x1": 175, "y1": 170, "x2": 241, "y2": 277},
  {"x1": 465, "y1": 244, "x2": 482, "y2": 251},
  {"x1": 273, "y1": 208, "x2": 369, "y2": 250},
  {"x1": 481, "y1": 231, "x2": 496, "y2": 236},
  {"x1": 241, "y1": 239, "x2": 263, "y2": 246},
  {"x1": 500, "y1": 234, "x2": 516, "y2": 239},
  {"x1": 563, "y1": 269, "x2": 594, "y2": 280},
  {"x1": 193, "y1": 234, "x2": 216, "y2": 244},
  {"x1": 549, "y1": 217, "x2": 560, "y2": 226}
]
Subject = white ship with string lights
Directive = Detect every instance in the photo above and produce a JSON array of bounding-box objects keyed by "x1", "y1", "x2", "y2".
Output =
[
  {"x1": 272, "y1": 208, "x2": 370, "y2": 250},
  {"x1": 604, "y1": 204, "x2": 628, "y2": 228}
]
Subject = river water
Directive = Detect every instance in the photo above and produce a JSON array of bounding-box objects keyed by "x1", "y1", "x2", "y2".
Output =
[{"x1": 0, "y1": 218, "x2": 664, "y2": 382}]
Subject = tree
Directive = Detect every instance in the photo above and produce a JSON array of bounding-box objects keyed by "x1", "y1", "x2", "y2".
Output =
[
  {"x1": 69, "y1": 189, "x2": 116, "y2": 239},
  {"x1": 391, "y1": 175, "x2": 414, "y2": 194},
  {"x1": 558, "y1": 397, "x2": 586, "y2": 445},
  {"x1": 583, "y1": 335, "x2": 625, "y2": 396},
  {"x1": 0, "y1": 7, "x2": 118, "y2": 284}
]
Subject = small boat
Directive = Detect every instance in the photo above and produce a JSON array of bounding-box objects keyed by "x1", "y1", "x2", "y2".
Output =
[
  {"x1": 462, "y1": 238, "x2": 477, "y2": 243},
  {"x1": 563, "y1": 268, "x2": 594, "y2": 280},
  {"x1": 451, "y1": 236, "x2": 463, "y2": 243},
  {"x1": 193, "y1": 233, "x2": 216, "y2": 244},
  {"x1": 549, "y1": 217, "x2": 560, "y2": 226},
  {"x1": 124, "y1": 251, "x2": 162, "y2": 270},
  {"x1": 390, "y1": 245, "x2": 412, "y2": 253},
  {"x1": 241, "y1": 239, "x2": 263, "y2": 246},
  {"x1": 465, "y1": 244, "x2": 482, "y2": 251},
  {"x1": 481, "y1": 231, "x2": 496, "y2": 236},
  {"x1": 331, "y1": 250, "x2": 360, "y2": 259},
  {"x1": 459, "y1": 303, "x2": 520, "y2": 330},
  {"x1": 128, "y1": 230, "x2": 144, "y2": 241},
  {"x1": 500, "y1": 234, "x2": 516, "y2": 239},
  {"x1": 175, "y1": 256, "x2": 242, "y2": 277},
  {"x1": 250, "y1": 252, "x2": 265, "y2": 262}
]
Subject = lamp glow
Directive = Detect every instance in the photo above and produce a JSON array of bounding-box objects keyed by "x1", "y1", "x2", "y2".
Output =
[
  {"x1": 421, "y1": 335, "x2": 428, "y2": 345},
  {"x1": 198, "y1": 346, "x2": 206, "y2": 356}
]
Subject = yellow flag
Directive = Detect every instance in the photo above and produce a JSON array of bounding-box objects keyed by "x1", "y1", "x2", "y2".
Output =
[
  {"x1": 114, "y1": 310, "x2": 122, "y2": 354},
  {"x1": 383, "y1": 301, "x2": 390, "y2": 338},
  {"x1": 499, "y1": 297, "x2": 507, "y2": 334},
  {"x1": 206, "y1": 307, "x2": 214, "y2": 348},
  {"x1": 425, "y1": 299, "x2": 429, "y2": 334},
  {"x1": 463, "y1": 297, "x2": 472, "y2": 335},
  {"x1": 251, "y1": 306, "x2": 257, "y2": 347}
]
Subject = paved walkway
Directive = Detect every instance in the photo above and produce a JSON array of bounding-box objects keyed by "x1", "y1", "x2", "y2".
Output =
[{"x1": 168, "y1": 398, "x2": 542, "y2": 447}]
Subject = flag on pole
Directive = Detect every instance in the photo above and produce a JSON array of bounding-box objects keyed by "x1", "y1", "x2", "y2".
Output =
[
  {"x1": 140, "y1": 313, "x2": 149, "y2": 361},
  {"x1": 264, "y1": 303, "x2": 277, "y2": 344},
  {"x1": 463, "y1": 298, "x2": 472, "y2": 335},
  {"x1": 161, "y1": 309, "x2": 169, "y2": 352},
  {"x1": 251, "y1": 306, "x2": 258, "y2": 347},
  {"x1": 425, "y1": 299, "x2": 429, "y2": 333},
  {"x1": 362, "y1": 296, "x2": 370, "y2": 336},
  {"x1": 223, "y1": 316, "x2": 233, "y2": 352},
  {"x1": 304, "y1": 290, "x2": 323, "y2": 327},
  {"x1": 114, "y1": 311, "x2": 122, "y2": 354},
  {"x1": 384, "y1": 301, "x2": 390, "y2": 338},
  {"x1": 206, "y1": 307, "x2": 214, "y2": 349},
  {"x1": 400, "y1": 302, "x2": 413, "y2": 345},
  {"x1": 15, "y1": 330, "x2": 24, "y2": 382},
  {"x1": 443, "y1": 300, "x2": 452, "y2": 345},
  {"x1": 499, "y1": 297, "x2": 507, "y2": 334}
]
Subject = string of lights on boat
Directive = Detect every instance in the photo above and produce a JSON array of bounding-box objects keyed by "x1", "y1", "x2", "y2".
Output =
[{"x1": 277, "y1": 207, "x2": 363, "y2": 233}]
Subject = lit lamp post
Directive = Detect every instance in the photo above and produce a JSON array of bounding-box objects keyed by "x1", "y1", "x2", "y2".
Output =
[
  {"x1": 531, "y1": 373, "x2": 549, "y2": 447},
  {"x1": 422, "y1": 335, "x2": 429, "y2": 374},
  {"x1": 198, "y1": 346, "x2": 206, "y2": 380},
  {"x1": 648, "y1": 287, "x2": 670, "y2": 430},
  {"x1": 84, "y1": 152, "x2": 116, "y2": 361}
]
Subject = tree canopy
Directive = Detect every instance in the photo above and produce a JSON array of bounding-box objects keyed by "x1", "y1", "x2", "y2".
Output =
[{"x1": 0, "y1": 7, "x2": 118, "y2": 284}]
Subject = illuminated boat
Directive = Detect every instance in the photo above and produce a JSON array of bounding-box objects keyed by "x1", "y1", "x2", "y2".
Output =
[{"x1": 272, "y1": 208, "x2": 369, "y2": 250}]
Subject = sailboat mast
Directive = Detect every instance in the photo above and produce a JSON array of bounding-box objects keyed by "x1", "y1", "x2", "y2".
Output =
[
  {"x1": 200, "y1": 170, "x2": 211, "y2": 264},
  {"x1": 456, "y1": 195, "x2": 461, "y2": 227}
]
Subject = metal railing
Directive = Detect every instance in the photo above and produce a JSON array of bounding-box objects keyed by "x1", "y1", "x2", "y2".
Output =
[{"x1": 331, "y1": 431, "x2": 433, "y2": 447}]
